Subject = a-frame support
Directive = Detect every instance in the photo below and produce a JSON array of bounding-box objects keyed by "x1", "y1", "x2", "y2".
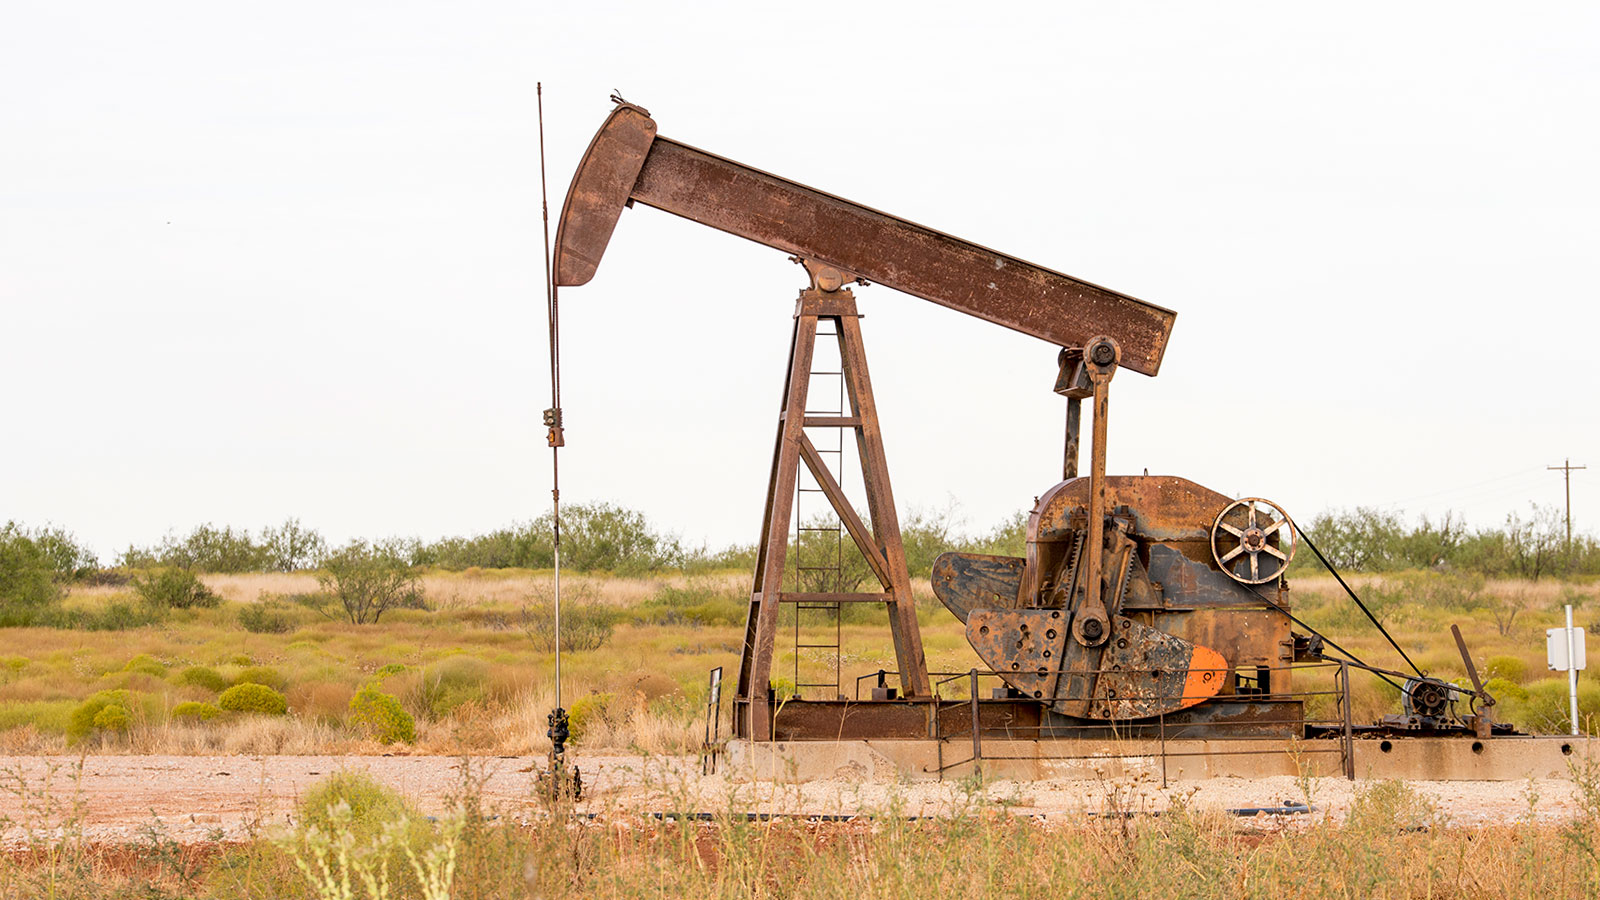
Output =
[{"x1": 735, "y1": 265, "x2": 930, "y2": 740}]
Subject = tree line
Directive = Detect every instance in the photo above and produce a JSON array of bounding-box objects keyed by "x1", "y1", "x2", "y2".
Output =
[{"x1": 2, "y1": 500, "x2": 1594, "y2": 603}]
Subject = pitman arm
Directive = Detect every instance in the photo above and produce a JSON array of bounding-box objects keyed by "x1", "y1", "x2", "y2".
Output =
[{"x1": 552, "y1": 102, "x2": 1177, "y2": 377}]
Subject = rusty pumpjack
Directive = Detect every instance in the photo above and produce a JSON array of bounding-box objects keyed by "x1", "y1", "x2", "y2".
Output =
[{"x1": 551, "y1": 99, "x2": 1502, "y2": 745}]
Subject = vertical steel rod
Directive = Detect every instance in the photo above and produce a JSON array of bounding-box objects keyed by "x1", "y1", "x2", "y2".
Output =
[
  {"x1": 537, "y1": 82, "x2": 562, "y2": 710},
  {"x1": 970, "y1": 668, "x2": 982, "y2": 777},
  {"x1": 1340, "y1": 661, "x2": 1355, "y2": 780},
  {"x1": 1159, "y1": 710, "x2": 1167, "y2": 788},
  {"x1": 1568, "y1": 604, "x2": 1580, "y2": 736}
]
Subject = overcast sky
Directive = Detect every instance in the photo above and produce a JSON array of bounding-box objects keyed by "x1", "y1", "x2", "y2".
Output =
[{"x1": 3, "y1": 1, "x2": 1596, "y2": 560}]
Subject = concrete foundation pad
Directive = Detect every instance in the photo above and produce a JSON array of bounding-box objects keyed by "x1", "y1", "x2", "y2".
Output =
[{"x1": 725, "y1": 736, "x2": 1599, "y2": 783}]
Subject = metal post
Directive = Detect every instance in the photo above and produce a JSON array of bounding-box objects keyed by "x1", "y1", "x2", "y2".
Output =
[
  {"x1": 1568, "y1": 604, "x2": 1580, "y2": 736},
  {"x1": 1339, "y1": 661, "x2": 1355, "y2": 780},
  {"x1": 969, "y1": 668, "x2": 982, "y2": 776},
  {"x1": 1158, "y1": 710, "x2": 1167, "y2": 788}
]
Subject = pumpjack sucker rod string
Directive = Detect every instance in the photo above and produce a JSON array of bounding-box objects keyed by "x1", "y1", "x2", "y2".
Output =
[
  {"x1": 1299, "y1": 530, "x2": 1425, "y2": 680},
  {"x1": 538, "y1": 82, "x2": 563, "y2": 710}
]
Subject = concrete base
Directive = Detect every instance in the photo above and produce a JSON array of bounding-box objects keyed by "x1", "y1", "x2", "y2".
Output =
[{"x1": 725, "y1": 736, "x2": 1599, "y2": 783}]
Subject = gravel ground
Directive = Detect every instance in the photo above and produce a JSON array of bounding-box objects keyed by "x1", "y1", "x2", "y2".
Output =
[{"x1": 0, "y1": 753, "x2": 1584, "y2": 846}]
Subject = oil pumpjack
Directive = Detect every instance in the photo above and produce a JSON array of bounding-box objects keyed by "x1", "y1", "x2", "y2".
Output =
[{"x1": 550, "y1": 98, "x2": 1504, "y2": 751}]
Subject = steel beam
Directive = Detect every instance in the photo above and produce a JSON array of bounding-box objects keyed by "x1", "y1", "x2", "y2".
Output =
[{"x1": 553, "y1": 104, "x2": 1176, "y2": 376}]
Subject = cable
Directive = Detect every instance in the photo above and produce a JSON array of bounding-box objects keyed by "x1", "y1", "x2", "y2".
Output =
[
  {"x1": 1299, "y1": 530, "x2": 1424, "y2": 680},
  {"x1": 1247, "y1": 585, "x2": 1403, "y2": 693}
]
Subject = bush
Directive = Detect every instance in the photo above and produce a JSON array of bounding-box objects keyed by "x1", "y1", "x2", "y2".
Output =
[
  {"x1": 769, "y1": 677, "x2": 798, "y2": 702},
  {"x1": 298, "y1": 770, "x2": 415, "y2": 834},
  {"x1": 171, "y1": 701, "x2": 221, "y2": 722},
  {"x1": 172, "y1": 665, "x2": 230, "y2": 693},
  {"x1": 567, "y1": 692, "x2": 614, "y2": 744},
  {"x1": 287, "y1": 682, "x2": 354, "y2": 725},
  {"x1": 520, "y1": 589, "x2": 617, "y2": 652},
  {"x1": 410, "y1": 502, "x2": 682, "y2": 573},
  {"x1": 234, "y1": 666, "x2": 288, "y2": 691},
  {"x1": 260, "y1": 518, "x2": 327, "y2": 572},
  {"x1": 120, "y1": 654, "x2": 167, "y2": 678},
  {"x1": 375, "y1": 663, "x2": 408, "y2": 678},
  {"x1": 316, "y1": 541, "x2": 426, "y2": 624},
  {"x1": 634, "y1": 580, "x2": 744, "y2": 627},
  {"x1": 91, "y1": 704, "x2": 131, "y2": 733},
  {"x1": 0, "y1": 700, "x2": 74, "y2": 734},
  {"x1": 410, "y1": 656, "x2": 489, "y2": 720},
  {"x1": 67, "y1": 690, "x2": 135, "y2": 742},
  {"x1": 0, "y1": 522, "x2": 63, "y2": 612},
  {"x1": 121, "y1": 524, "x2": 267, "y2": 573},
  {"x1": 1485, "y1": 654, "x2": 1529, "y2": 683},
  {"x1": 349, "y1": 685, "x2": 416, "y2": 744},
  {"x1": 1484, "y1": 676, "x2": 1528, "y2": 704},
  {"x1": 132, "y1": 568, "x2": 220, "y2": 610},
  {"x1": 237, "y1": 602, "x2": 296, "y2": 634},
  {"x1": 218, "y1": 683, "x2": 288, "y2": 716}
]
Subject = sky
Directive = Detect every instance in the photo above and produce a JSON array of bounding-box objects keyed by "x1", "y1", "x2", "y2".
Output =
[{"x1": 2, "y1": 1, "x2": 1596, "y2": 561}]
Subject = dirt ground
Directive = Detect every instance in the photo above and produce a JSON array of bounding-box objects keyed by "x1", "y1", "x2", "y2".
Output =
[{"x1": 0, "y1": 753, "x2": 1583, "y2": 846}]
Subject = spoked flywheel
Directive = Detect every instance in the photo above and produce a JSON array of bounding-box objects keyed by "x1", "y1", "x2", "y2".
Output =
[{"x1": 1211, "y1": 497, "x2": 1297, "y2": 584}]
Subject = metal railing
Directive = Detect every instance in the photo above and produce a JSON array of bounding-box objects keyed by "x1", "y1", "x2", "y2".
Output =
[{"x1": 929, "y1": 660, "x2": 1358, "y2": 784}]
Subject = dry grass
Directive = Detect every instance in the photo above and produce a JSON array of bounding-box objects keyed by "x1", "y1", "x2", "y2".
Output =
[
  {"x1": 2, "y1": 758, "x2": 1599, "y2": 898},
  {"x1": 0, "y1": 570, "x2": 1596, "y2": 757}
]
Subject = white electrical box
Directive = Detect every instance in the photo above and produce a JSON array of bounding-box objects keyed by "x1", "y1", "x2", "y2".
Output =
[{"x1": 1547, "y1": 627, "x2": 1588, "y2": 671}]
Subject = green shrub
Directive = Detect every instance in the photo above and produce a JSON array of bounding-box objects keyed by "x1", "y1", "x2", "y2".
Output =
[
  {"x1": 520, "y1": 591, "x2": 617, "y2": 652},
  {"x1": 237, "y1": 602, "x2": 296, "y2": 634},
  {"x1": 375, "y1": 663, "x2": 408, "y2": 678},
  {"x1": 67, "y1": 690, "x2": 135, "y2": 742},
  {"x1": 1507, "y1": 677, "x2": 1600, "y2": 735},
  {"x1": 120, "y1": 654, "x2": 167, "y2": 678},
  {"x1": 234, "y1": 666, "x2": 288, "y2": 691},
  {"x1": 217, "y1": 683, "x2": 288, "y2": 716},
  {"x1": 316, "y1": 541, "x2": 426, "y2": 624},
  {"x1": 634, "y1": 580, "x2": 744, "y2": 627},
  {"x1": 1485, "y1": 654, "x2": 1529, "y2": 683},
  {"x1": 228, "y1": 653, "x2": 253, "y2": 665},
  {"x1": 412, "y1": 656, "x2": 488, "y2": 719},
  {"x1": 120, "y1": 650, "x2": 168, "y2": 672},
  {"x1": 0, "y1": 700, "x2": 75, "y2": 734},
  {"x1": 66, "y1": 601, "x2": 166, "y2": 631},
  {"x1": 1484, "y1": 677, "x2": 1527, "y2": 703},
  {"x1": 171, "y1": 701, "x2": 221, "y2": 722},
  {"x1": 0, "y1": 523, "x2": 63, "y2": 613},
  {"x1": 567, "y1": 692, "x2": 614, "y2": 744},
  {"x1": 769, "y1": 677, "x2": 798, "y2": 701},
  {"x1": 132, "y1": 568, "x2": 220, "y2": 610},
  {"x1": 92, "y1": 704, "x2": 131, "y2": 733},
  {"x1": 172, "y1": 665, "x2": 230, "y2": 693},
  {"x1": 298, "y1": 770, "x2": 415, "y2": 835},
  {"x1": 121, "y1": 524, "x2": 268, "y2": 573},
  {"x1": 349, "y1": 685, "x2": 416, "y2": 744}
]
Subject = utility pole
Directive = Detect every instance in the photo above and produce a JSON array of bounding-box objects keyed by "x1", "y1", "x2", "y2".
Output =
[{"x1": 1548, "y1": 459, "x2": 1587, "y2": 552}]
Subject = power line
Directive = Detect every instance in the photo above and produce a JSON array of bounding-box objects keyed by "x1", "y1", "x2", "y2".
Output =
[{"x1": 1375, "y1": 467, "x2": 1544, "y2": 510}]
